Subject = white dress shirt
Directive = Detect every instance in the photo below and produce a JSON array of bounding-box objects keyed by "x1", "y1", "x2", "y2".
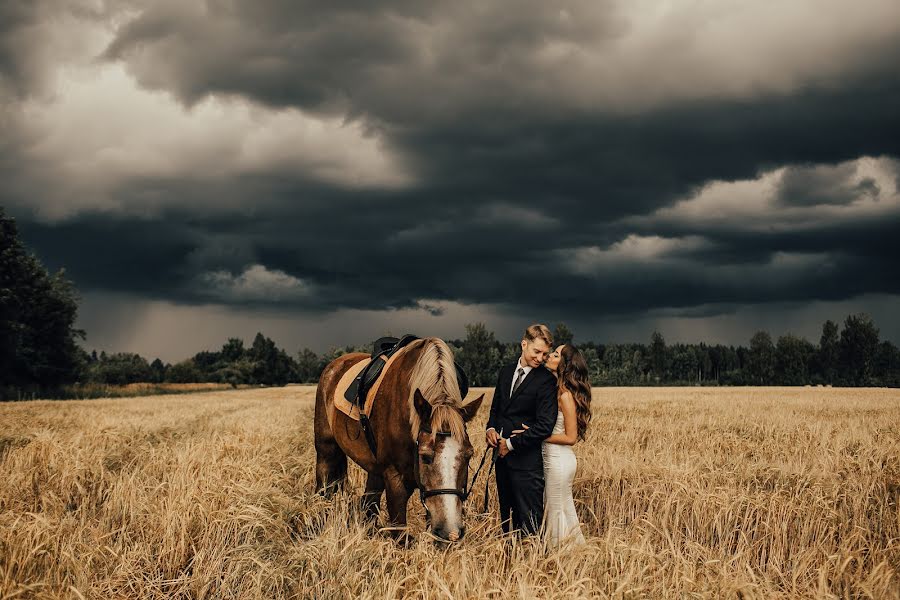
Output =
[
  {"x1": 489, "y1": 358, "x2": 532, "y2": 451},
  {"x1": 510, "y1": 359, "x2": 533, "y2": 397}
]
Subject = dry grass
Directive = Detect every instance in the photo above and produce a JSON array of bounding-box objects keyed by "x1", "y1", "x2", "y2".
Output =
[
  {"x1": 5, "y1": 383, "x2": 247, "y2": 402},
  {"x1": 61, "y1": 382, "x2": 246, "y2": 400},
  {"x1": 1, "y1": 386, "x2": 898, "y2": 599}
]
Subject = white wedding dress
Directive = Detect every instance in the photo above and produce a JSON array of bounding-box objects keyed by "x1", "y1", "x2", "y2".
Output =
[{"x1": 542, "y1": 410, "x2": 585, "y2": 546}]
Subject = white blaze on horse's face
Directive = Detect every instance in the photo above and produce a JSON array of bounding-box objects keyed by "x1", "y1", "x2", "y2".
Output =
[
  {"x1": 418, "y1": 432, "x2": 472, "y2": 542},
  {"x1": 434, "y1": 436, "x2": 463, "y2": 537}
]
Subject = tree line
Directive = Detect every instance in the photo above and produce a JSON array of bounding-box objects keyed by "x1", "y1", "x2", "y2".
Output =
[
  {"x1": 3, "y1": 207, "x2": 899, "y2": 397},
  {"x1": 35, "y1": 313, "x2": 900, "y2": 394},
  {"x1": 450, "y1": 320, "x2": 899, "y2": 388},
  {"x1": 80, "y1": 333, "x2": 298, "y2": 388}
]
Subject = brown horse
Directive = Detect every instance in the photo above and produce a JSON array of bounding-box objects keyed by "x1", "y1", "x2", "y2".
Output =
[{"x1": 314, "y1": 337, "x2": 484, "y2": 542}]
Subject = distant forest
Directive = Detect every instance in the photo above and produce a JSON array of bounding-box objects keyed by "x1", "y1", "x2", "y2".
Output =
[{"x1": 3, "y1": 207, "x2": 900, "y2": 399}]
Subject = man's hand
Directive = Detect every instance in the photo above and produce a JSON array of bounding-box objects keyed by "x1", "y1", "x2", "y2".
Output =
[
  {"x1": 498, "y1": 438, "x2": 510, "y2": 458},
  {"x1": 485, "y1": 427, "x2": 500, "y2": 448}
]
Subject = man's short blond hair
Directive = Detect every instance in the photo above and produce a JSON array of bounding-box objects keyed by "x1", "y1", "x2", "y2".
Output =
[{"x1": 523, "y1": 324, "x2": 553, "y2": 347}]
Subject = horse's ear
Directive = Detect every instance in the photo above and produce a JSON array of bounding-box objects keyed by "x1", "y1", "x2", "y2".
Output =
[
  {"x1": 460, "y1": 393, "x2": 484, "y2": 422},
  {"x1": 414, "y1": 389, "x2": 432, "y2": 421}
]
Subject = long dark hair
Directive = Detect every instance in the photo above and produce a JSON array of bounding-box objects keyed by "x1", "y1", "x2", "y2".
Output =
[{"x1": 557, "y1": 345, "x2": 592, "y2": 441}]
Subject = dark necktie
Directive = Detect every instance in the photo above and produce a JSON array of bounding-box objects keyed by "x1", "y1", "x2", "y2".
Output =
[{"x1": 511, "y1": 367, "x2": 525, "y2": 398}]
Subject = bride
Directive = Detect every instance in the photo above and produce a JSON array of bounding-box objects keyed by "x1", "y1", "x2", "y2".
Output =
[{"x1": 514, "y1": 344, "x2": 592, "y2": 546}]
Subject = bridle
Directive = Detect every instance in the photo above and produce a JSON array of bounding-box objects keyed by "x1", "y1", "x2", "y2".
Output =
[{"x1": 413, "y1": 427, "x2": 492, "y2": 513}]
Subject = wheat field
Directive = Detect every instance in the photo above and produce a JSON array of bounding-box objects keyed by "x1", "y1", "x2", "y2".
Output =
[{"x1": 1, "y1": 386, "x2": 898, "y2": 599}]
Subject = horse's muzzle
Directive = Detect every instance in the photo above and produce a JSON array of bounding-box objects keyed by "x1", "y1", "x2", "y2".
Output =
[{"x1": 432, "y1": 525, "x2": 465, "y2": 543}]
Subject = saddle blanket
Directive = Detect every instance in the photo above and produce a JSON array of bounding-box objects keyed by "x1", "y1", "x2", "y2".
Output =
[{"x1": 328, "y1": 339, "x2": 424, "y2": 428}]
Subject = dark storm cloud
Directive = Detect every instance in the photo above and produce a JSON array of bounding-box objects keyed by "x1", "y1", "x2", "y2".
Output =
[
  {"x1": 21, "y1": 217, "x2": 198, "y2": 294},
  {"x1": 102, "y1": 0, "x2": 619, "y2": 117},
  {"x1": 94, "y1": 0, "x2": 900, "y2": 231},
  {"x1": 99, "y1": 0, "x2": 900, "y2": 219},
  {"x1": 5, "y1": 0, "x2": 900, "y2": 339}
]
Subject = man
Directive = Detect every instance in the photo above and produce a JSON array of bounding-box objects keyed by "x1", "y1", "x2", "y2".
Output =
[{"x1": 485, "y1": 323, "x2": 558, "y2": 535}]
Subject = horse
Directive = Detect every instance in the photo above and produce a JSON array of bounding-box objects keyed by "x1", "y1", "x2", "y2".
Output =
[{"x1": 314, "y1": 337, "x2": 484, "y2": 543}]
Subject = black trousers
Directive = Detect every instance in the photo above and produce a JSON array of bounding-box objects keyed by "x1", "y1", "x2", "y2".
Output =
[{"x1": 495, "y1": 459, "x2": 544, "y2": 535}]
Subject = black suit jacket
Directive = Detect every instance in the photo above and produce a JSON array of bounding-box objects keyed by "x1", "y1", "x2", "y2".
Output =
[{"x1": 486, "y1": 363, "x2": 558, "y2": 471}]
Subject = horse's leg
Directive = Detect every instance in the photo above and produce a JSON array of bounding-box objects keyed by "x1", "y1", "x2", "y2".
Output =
[
  {"x1": 384, "y1": 467, "x2": 415, "y2": 546},
  {"x1": 361, "y1": 473, "x2": 385, "y2": 524},
  {"x1": 314, "y1": 386, "x2": 347, "y2": 496}
]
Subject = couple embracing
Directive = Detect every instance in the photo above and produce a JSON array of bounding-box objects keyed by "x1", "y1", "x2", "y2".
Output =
[{"x1": 485, "y1": 323, "x2": 592, "y2": 547}]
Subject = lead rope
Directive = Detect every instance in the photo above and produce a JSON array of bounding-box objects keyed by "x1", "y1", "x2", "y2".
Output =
[
  {"x1": 457, "y1": 444, "x2": 497, "y2": 514},
  {"x1": 482, "y1": 445, "x2": 500, "y2": 513},
  {"x1": 463, "y1": 445, "x2": 491, "y2": 502}
]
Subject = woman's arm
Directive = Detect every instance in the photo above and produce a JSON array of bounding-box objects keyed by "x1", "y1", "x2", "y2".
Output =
[
  {"x1": 543, "y1": 390, "x2": 578, "y2": 446},
  {"x1": 503, "y1": 376, "x2": 557, "y2": 452}
]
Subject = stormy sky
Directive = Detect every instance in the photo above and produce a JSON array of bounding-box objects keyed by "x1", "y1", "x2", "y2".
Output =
[{"x1": 3, "y1": 0, "x2": 899, "y2": 362}]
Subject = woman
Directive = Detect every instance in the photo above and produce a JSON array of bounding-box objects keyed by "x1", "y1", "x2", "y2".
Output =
[{"x1": 514, "y1": 344, "x2": 592, "y2": 546}]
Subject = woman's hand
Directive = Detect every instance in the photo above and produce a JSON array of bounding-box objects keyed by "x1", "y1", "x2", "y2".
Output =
[{"x1": 510, "y1": 423, "x2": 530, "y2": 436}]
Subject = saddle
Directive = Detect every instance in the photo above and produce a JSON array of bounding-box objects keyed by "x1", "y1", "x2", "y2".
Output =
[
  {"x1": 343, "y1": 334, "x2": 422, "y2": 406},
  {"x1": 337, "y1": 334, "x2": 470, "y2": 455}
]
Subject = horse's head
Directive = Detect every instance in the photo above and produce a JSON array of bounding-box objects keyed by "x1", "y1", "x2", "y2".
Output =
[{"x1": 413, "y1": 388, "x2": 484, "y2": 543}]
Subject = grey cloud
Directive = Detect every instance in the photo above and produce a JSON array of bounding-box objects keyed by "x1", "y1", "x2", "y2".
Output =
[
  {"x1": 777, "y1": 163, "x2": 880, "y2": 206},
  {"x1": 0, "y1": 0, "x2": 61, "y2": 98},
  {"x1": 0, "y1": 0, "x2": 113, "y2": 100}
]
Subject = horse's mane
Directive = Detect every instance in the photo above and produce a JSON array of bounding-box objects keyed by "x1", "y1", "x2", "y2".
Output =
[{"x1": 407, "y1": 337, "x2": 465, "y2": 440}]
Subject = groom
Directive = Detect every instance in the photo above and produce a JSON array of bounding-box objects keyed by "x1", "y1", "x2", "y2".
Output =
[{"x1": 485, "y1": 323, "x2": 558, "y2": 535}]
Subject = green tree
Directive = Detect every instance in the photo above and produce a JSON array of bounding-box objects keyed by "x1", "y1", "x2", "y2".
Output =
[
  {"x1": 873, "y1": 341, "x2": 900, "y2": 387},
  {"x1": 296, "y1": 348, "x2": 320, "y2": 383},
  {"x1": 816, "y1": 320, "x2": 839, "y2": 384},
  {"x1": 89, "y1": 352, "x2": 153, "y2": 385},
  {"x1": 774, "y1": 334, "x2": 815, "y2": 385},
  {"x1": 215, "y1": 360, "x2": 255, "y2": 387},
  {"x1": 192, "y1": 350, "x2": 222, "y2": 380},
  {"x1": 221, "y1": 338, "x2": 245, "y2": 363},
  {"x1": 1, "y1": 208, "x2": 84, "y2": 394},
  {"x1": 649, "y1": 331, "x2": 667, "y2": 382},
  {"x1": 714, "y1": 345, "x2": 741, "y2": 383},
  {"x1": 553, "y1": 323, "x2": 574, "y2": 347},
  {"x1": 838, "y1": 313, "x2": 879, "y2": 386},
  {"x1": 458, "y1": 323, "x2": 501, "y2": 387},
  {"x1": 249, "y1": 332, "x2": 296, "y2": 385},
  {"x1": 632, "y1": 347, "x2": 647, "y2": 383},
  {"x1": 166, "y1": 359, "x2": 201, "y2": 383},
  {"x1": 698, "y1": 344, "x2": 713, "y2": 383},
  {"x1": 149, "y1": 358, "x2": 167, "y2": 383},
  {"x1": 580, "y1": 346, "x2": 602, "y2": 386},
  {"x1": 748, "y1": 331, "x2": 776, "y2": 384},
  {"x1": 670, "y1": 344, "x2": 699, "y2": 382},
  {"x1": 500, "y1": 342, "x2": 521, "y2": 367}
]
